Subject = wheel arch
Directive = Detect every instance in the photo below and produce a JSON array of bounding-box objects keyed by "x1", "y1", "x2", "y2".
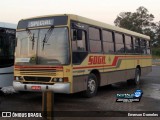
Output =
[{"x1": 90, "y1": 69, "x2": 101, "y2": 86}]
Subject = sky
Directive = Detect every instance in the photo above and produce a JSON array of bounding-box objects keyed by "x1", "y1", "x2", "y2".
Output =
[{"x1": 0, "y1": 0, "x2": 160, "y2": 25}]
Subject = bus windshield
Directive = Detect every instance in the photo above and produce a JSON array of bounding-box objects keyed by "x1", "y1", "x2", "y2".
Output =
[
  {"x1": 0, "y1": 28, "x2": 15, "y2": 67},
  {"x1": 15, "y1": 27, "x2": 69, "y2": 65}
]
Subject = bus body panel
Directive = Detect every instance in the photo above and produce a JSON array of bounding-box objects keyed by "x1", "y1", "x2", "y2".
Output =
[
  {"x1": 13, "y1": 14, "x2": 152, "y2": 94},
  {"x1": 0, "y1": 66, "x2": 14, "y2": 87},
  {"x1": 71, "y1": 53, "x2": 152, "y2": 93},
  {"x1": 0, "y1": 22, "x2": 16, "y2": 88}
]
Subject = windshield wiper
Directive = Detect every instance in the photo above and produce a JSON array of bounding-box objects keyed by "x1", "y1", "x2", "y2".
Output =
[
  {"x1": 42, "y1": 25, "x2": 54, "y2": 50},
  {"x1": 26, "y1": 28, "x2": 35, "y2": 50}
]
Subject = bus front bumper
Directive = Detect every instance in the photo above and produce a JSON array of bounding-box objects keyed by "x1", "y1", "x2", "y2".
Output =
[{"x1": 13, "y1": 81, "x2": 70, "y2": 94}]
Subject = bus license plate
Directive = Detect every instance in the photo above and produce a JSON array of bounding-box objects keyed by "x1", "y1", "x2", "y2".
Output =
[{"x1": 31, "y1": 86, "x2": 41, "y2": 90}]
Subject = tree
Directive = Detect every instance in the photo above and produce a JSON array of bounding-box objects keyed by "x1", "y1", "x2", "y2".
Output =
[
  {"x1": 154, "y1": 21, "x2": 160, "y2": 47},
  {"x1": 114, "y1": 6, "x2": 155, "y2": 32},
  {"x1": 114, "y1": 6, "x2": 156, "y2": 42}
]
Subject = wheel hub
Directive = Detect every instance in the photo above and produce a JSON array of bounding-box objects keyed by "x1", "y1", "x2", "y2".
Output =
[
  {"x1": 136, "y1": 73, "x2": 140, "y2": 84},
  {"x1": 88, "y1": 79, "x2": 96, "y2": 93}
]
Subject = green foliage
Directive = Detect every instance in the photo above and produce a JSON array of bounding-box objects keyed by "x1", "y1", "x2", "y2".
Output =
[
  {"x1": 154, "y1": 22, "x2": 160, "y2": 47},
  {"x1": 114, "y1": 7, "x2": 155, "y2": 33},
  {"x1": 114, "y1": 6, "x2": 158, "y2": 47},
  {"x1": 152, "y1": 48, "x2": 160, "y2": 57}
]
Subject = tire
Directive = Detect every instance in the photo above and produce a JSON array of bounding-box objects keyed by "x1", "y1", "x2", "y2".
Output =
[
  {"x1": 133, "y1": 68, "x2": 140, "y2": 85},
  {"x1": 83, "y1": 73, "x2": 98, "y2": 98}
]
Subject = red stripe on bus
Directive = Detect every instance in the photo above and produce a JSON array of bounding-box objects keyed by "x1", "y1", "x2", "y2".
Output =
[
  {"x1": 14, "y1": 65, "x2": 63, "y2": 69},
  {"x1": 73, "y1": 56, "x2": 151, "y2": 69}
]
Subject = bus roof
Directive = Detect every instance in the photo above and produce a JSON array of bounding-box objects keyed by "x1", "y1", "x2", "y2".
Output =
[
  {"x1": 0, "y1": 22, "x2": 17, "y2": 29},
  {"x1": 19, "y1": 14, "x2": 150, "y2": 40}
]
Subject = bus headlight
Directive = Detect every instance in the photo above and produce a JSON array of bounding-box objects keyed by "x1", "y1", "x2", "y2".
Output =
[
  {"x1": 14, "y1": 76, "x2": 23, "y2": 81},
  {"x1": 52, "y1": 77, "x2": 68, "y2": 82},
  {"x1": 16, "y1": 77, "x2": 19, "y2": 80},
  {"x1": 59, "y1": 78, "x2": 63, "y2": 82},
  {"x1": 53, "y1": 78, "x2": 58, "y2": 82}
]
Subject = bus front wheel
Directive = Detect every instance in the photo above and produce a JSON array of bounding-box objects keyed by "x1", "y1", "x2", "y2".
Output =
[{"x1": 83, "y1": 73, "x2": 98, "y2": 98}]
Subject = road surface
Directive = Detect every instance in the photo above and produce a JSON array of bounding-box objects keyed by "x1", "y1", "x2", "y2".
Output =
[{"x1": 0, "y1": 66, "x2": 160, "y2": 120}]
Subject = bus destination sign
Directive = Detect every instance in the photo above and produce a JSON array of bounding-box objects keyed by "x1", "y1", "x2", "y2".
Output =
[
  {"x1": 17, "y1": 16, "x2": 68, "y2": 29},
  {"x1": 28, "y1": 19, "x2": 54, "y2": 27}
]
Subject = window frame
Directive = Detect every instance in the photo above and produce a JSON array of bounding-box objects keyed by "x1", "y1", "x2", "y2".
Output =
[
  {"x1": 70, "y1": 22, "x2": 89, "y2": 65},
  {"x1": 146, "y1": 41, "x2": 151, "y2": 55},
  {"x1": 102, "y1": 29, "x2": 115, "y2": 54},
  {"x1": 70, "y1": 20, "x2": 151, "y2": 55},
  {"x1": 124, "y1": 34, "x2": 134, "y2": 54},
  {"x1": 89, "y1": 26, "x2": 102, "y2": 53},
  {"x1": 133, "y1": 37, "x2": 141, "y2": 54},
  {"x1": 71, "y1": 29, "x2": 88, "y2": 52},
  {"x1": 140, "y1": 39, "x2": 147, "y2": 55},
  {"x1": 114, "y1": 32, "x2": 125, "y2": 54}
]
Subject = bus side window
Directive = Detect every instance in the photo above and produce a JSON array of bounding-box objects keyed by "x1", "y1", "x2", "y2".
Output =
[
  {"x1": 89, "y1": 27, "x2": 102, "y2": 53},
  {"x1": 133, "y1": 37, "x2": 140, "y2": 54},
  {"x1": 146, "y1": 41, "x2": 151, "y2": 54},
  {"x1": 71, "y1": 29, "x2": 86, "y2": 52},
  {"x1": 102, "y1": 30, "x2": 114, "y2": 53},
  {"x1": 115, "y1": 33, "x2": 124, "y2": 53},
  {"x1": 71, "y1": 29, "x2": 88, "y2": 64},
  {"x1": 140, "y1": 39, "x2": 147, "y2": 54},
  {"x1": 124, "y1": 35, "x2": 133, "y2": 53},
  {"x1": 0, "y1": 36, "x2": 4, "y2": 56}
]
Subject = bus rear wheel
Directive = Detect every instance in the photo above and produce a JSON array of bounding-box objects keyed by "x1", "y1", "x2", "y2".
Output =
[{"x1": 83, "y1": 73, "x2": 98, "y2": 98}]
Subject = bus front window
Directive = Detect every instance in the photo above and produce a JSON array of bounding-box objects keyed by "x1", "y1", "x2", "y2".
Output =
[
  {"x1": 16, "y1": 27, "x2": 69, "y2": 65},
  {"x1": 16, "y1": 30, "x2": 38, "y2": 59}
]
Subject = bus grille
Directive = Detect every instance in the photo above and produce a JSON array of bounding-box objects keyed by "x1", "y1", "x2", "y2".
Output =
[
  {"x1": 24, "y1": 76, "x2": 51, "y2": 82},
  {"x1": 15, "y1": 65, "x2": 63, "y2": 76},
  {"x1": 19, "y1": 70, "x2": 57, "y2": 76}
]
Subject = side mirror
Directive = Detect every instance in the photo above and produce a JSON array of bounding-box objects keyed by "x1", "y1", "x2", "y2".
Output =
[{"x1": 77, "y1": 30, "x2": 82, "y2": 40}]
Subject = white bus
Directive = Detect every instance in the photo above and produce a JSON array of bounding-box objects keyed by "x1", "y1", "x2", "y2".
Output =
[{"x1": 0, "y1": 22, "x2": 16, "y2": 88}]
